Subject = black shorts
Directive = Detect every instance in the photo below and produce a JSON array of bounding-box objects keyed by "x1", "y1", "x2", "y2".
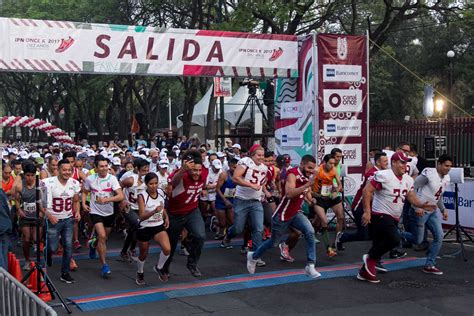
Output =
[
  {"x1": 19, "y1": 217, "x2": 37, "y2": 227},
  {"x1": 90, "y1": 213, "x2": 115, "y2": 228},
  {"x1": 316, "y1": 196, "x2": 342, "y2": 211},
  {"x1": 137, "y1": 225, "x2": 166, "y2": 242}
]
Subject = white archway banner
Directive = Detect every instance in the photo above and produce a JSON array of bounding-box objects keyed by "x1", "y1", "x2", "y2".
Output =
[
  {"x1": 0, "y1": 17, "x2": 298, "y2": 78},
  {"x1": 0, "y1": 116, "x2": 74, "y2": 144}
]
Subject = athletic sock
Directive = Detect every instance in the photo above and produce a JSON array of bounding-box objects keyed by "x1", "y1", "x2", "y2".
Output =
[
  {"x1": 137, "y1": 259, "x2": 145, "y2": 273},
  {"x1": 321, "y1": 228, "x2": 330, "y2": 249},
  {"x1": 157, "y1": 252, "x2": 170, "y2": 269}
]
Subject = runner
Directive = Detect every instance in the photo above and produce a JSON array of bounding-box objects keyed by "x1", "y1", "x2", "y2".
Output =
[
  {"x1": 41, "y1": 159, "x2": 81, "y2": 284},
  {"x1": 162, "y1": 150, "x2": 206, "y2": 277},
  {"x1": 311, "y1": 154, "x2": 343, "y2": 257},
  {"x1": 156, "y1": 159, "x2": 170, "y2": 194},
  {"x1": 221, "y1": 145, "x2": 268, "y2": 257},
  {"x1": 13, "y1": 162, "x2": 40, "y2": 270},
  {"x1": 135, "y1": 173, "x2": 170, "y2": 285},
  {"x1": 214, "y1": 158, "x2": 238, "y2": 239},
  {"x1": 119, "y1": 158, "x2": 149, "y2": 262},
  {"x1": 401, "y1": 154, "x2": 452, "y2": 275},
  {"x1": 247, "y1": 155, "x2": 321, "y2": 278},
  {"x1": 40, "y1": 156, "x2": 58, "y2": 180},
  {"x1": 357, "y1": 152, "x2": 436, "y2": 283},
  {"x1": 82, "y1": 155, "x2": 124, "y2": 278}
]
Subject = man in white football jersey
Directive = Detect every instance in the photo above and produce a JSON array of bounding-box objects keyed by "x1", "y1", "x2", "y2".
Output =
[
  {"x1": 82, "y1": 155, "x2": 124, "y2": 278},
  {"x1": 358, "y1": 152, "x2": 436, "y2": 284},
  {"x1": 41, "y1": 159, "x2": 81, "y2": 284},
  {"x1": 221, "y1": 145, "x2": 268, "y2": 253},
  {"x1": 401, "y1": 154, "x2": 452, "y2": 275}
]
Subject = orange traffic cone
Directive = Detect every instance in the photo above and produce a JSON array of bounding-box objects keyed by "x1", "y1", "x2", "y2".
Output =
[
  {"x1": 13, "y1": 258, "x2": 23, "y2": 281},
  {"x1": 27, "y1": 262, "x2": 38, "y2": 290},
  {"x1": 38, "y1": 275, "x2": 52, "y2": 302},
  {"x1": 70, "y1": 258, "x2": 78, "y2": 271},
  {"x1": 7, "y1": 252, "x2": 13, "y2": 273},
  {"x1": 9, "y1": 254, "x2": 17, "y2": 275}
]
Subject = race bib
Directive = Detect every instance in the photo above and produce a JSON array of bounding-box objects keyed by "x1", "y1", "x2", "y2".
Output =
[
  {"x1": 23, "y1": 202, "x2": 36, "y2": 217},
  {"x1": 223, "y1": 188, "x2": 236, "y2": 198},
  {"x1": 321, "y1": 185, "x2": 332, "y2": 196}
]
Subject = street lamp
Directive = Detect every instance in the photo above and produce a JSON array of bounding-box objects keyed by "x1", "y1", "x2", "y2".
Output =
[
  {"x1": 447, "y1": 50, "x2": 455, "y2": 118},
  {"x1": 435, "y1": 99, "x2": 444, "y2": 114}
]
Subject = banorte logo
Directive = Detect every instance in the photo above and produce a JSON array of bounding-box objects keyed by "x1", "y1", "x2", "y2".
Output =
[
  {"x1": 55, "y1": 36, "x2": 75, "y2": 53},
  {"x1": 269, "y1": 47, "x2": 283, "y2": 61}
]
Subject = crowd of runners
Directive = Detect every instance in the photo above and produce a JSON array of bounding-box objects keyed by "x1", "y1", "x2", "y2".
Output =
[{"x1": 0, "y1": 138, "x2": 453, "y2": 285}]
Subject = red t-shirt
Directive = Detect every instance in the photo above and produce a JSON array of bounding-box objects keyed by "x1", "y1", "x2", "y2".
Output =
[
  {"x1": 273, "y1": 167, "x2": 309, "y2": 221},
  {"x1": 168, "y1": 169, "x2": 206, "y2": 215},
  {"x1": 351, "y1": 166, "x2": 379, "y2": 210}
]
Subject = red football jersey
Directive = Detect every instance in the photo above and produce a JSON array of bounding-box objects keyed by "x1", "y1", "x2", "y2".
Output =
[
  {"x1": 351, "y1": 166, "x2": 379, "y2": 210},
  {"x1": 273, "y1": 167, "x2": 309, "y2": 221},
  {"x1": 168, "y1": 170, "x2": 206, "y2": 215}
]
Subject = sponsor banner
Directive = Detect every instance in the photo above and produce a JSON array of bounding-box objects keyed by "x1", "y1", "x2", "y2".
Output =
[
  {"x1": 323, "y1": 64, "x2": 362, "y2": 82},
  {"x1": 279, "y1": 129, "x2": 304, "y2": 147},
  {"x1": 443, "y1": 180, "x2": 474, "y2": 229},
  {"x1": 280, "y1": 101, "x2": 303, "y2": 119},
  {"x1": 317, "y1": 34, "x2": 368, "y2": 195},
  {"x1": 323, "y1": 89, "x2": 362, "y2": 112},
  {"x1": 324, "y1": 143, "x2": 362, "y2": 167},
  {"x1": 324, "y1": 119, "x2": 362, "y2": 137},
  {"x1": 213, "y1": 77, "x2": 232, "y2": 97},
  {"x1": 0, "y1": 17, "x2": 298, "y2": 77},
  {"x1": 343, "y1": 173, "x2": 362, "y2": 197}
]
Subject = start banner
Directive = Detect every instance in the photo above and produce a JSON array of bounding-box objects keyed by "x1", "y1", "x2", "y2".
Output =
[{"x1": 0, "y1": 17, "x2": 298, "y2": 78}]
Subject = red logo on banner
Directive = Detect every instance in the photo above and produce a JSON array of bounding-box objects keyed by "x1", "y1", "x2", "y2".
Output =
[
  {"x1": 55, "y1": 36, "x2": 75, "y2": 53},
  {"x1": 269, "y1": 47, "x2": 283, "y2": 61}
]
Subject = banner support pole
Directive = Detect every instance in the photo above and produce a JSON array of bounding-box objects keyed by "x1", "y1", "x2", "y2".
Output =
[{"x1": 311, "y1": 31, "x2": 318, "y2": 160}]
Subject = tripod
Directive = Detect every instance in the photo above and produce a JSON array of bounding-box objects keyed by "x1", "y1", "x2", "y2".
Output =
[
  {"x1": 20, "y1": 174, "x2": 72, "y2": 313},
  {"x1": 235, "y1": 90, "x2": 267, "y2": 130},
  {"x1": 443, "y1": 183, "x2": 473, "y2": 261}
]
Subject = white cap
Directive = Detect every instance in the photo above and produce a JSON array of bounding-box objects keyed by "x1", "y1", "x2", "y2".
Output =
[
  {"x1": 159, "y1": 152, "x2": 167, "y2": 159},
  {"x1": 30, "y1": 152, "x2": 41, "y2": 159},
  {"x1": 112, "y1": 157, "x2": 121, "y2": 166},
  {"x1": 159, "y1": 159, "x2": 169, "y2": 167},
  {"x1": 45, "y1": 153, "x2": 52, "y2": 159},
  {"x1": 11, "y1": 148, "x2": 19, "y2": 154},
  {"x1": 161, "y1": 148, "x2": 168, "y2": 152},
  {"x1": 212, "y1": 159, "x2": 223, "y2": 169},
  {"x1": 87, "y1": 149, "x2": 96, "y2": 157},
  {"x1": 100, "y1": 150, "x2": 108, "y2": 157},
  {"x1": 139, "y1": 154, "x2": 147, "y2": 160},
  {"x1": 132, "y1": 151, "x2": 140, "y2": 158},
  {"x1": 172, "y1": 145, "x2": 179, "y2": 150},
  {"x1": 216, "y1": 151, "x2": 225, "y2": 158},
  {"x1": 19, "y1": 151, "x2": 29, "y2": 159},
  {"x1": 52, "y1": 142, "x2": 59, "y2": 147},
  {"x1": 232, "y1": 144, "x2": 241, "y2": 150}
]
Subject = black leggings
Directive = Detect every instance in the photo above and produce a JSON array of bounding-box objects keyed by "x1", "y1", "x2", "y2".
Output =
[
  {"x1": 121, "y1": 210, "x2": 139, "y2": 254},
  {"x1": 368, "y1": 213, "x2": 400, "y2": 260}
]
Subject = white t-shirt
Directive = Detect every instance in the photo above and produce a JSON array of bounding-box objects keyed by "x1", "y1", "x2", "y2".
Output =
[
  {"x1": 120, "y1": 172, "x2": 146, "y2": 210},
  {"x1": 406, "y1": 157, "x2": 419, "y2": 177},
  {"x1": 138, "y1": 189, "x2": 166, "y2": 228},
  {"x1": 83, "y1": 173, "x2": 121, "y2": 216},
  {"x1": 156, "y1": 171, "x2": 170, "y2": 192},
  {"x1": 371, "y1": 169, "x2": 414, "y2": 220},
  {"x1": 235, "y1": 157, "x2": 268, "y2": 200},
  {"x1": 41, "y1": 177, "x2": 81, "y2": 220},
  {"x1": 201, "y1": 168, "x2": 222, "y2": 201},
  {"x1": 416, "y1": 168, "x2": 450, "y2": 205}
]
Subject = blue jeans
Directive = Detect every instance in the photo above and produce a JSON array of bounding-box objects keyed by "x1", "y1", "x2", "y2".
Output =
[
  {"x1": 402, "y1": 208, "x2": 443, "y2": 267},
  {"x1": 0, "y1": 235, "x2": 9, "y2": 270},
  {"x1": 253, "y1": 212, "x2": 316, "y2": 263},
  {"x1": 339, "y1": 204, "x2": 369, "y2": 244},
  {"x1": 47, "y1": 217, "x2": 74, "y2": 274},
  {"x1": 227, "y1": 198, "x2": 264, "y2": 249}
]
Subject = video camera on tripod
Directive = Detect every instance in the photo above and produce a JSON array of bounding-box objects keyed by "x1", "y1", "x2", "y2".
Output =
[{"x1": 239, "y1": 79, "x2": 260, "y2": 96}]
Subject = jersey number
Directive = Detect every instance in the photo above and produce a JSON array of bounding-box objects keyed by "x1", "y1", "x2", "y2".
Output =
[
  {"x1": 434, "y1": 187, "x2": 443, "y2": 201},
  {"x1": 185, "y1": 189, "x2": 200, "y2": 204},
  {"x1": 392, "y1": 189, "x2": 408, "y2": 203},
  {"x1": 128, "y1": 192, "x2": 137, "y2": 204},
  {"x1": 249, "y1": 170, "x2": 266, "y2": 185},
  {"x1": 52, "y1": 198, "x2": 73, "y2": 213}
]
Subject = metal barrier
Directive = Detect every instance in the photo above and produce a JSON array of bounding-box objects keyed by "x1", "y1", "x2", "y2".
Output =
[{"x1": 0, "y1": 267, "x2": 57, "y2": 316}]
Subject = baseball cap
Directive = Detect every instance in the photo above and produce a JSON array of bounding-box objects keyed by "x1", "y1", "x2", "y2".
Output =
[
  {"x1": 391, "y1": 151, "x2": 412, "y2": 162},
  {"x1": 232, "y1": 144, "x2": 241, "y2": 150},
  {"x1": 112, "y1": 157, "x2": 121, "y2": 166},
  {"x1": 212, "y1": 159, "x2": 222, "y2": 169},
  {"x1": 216, "y1": 151, "x2": 225, "y2": 158},
  {"x1": 35, "y1": 157, "x2": 45, "y2": 165},
  {"x1": 159, "y1": 159, "x2": 169, "y2": 167},
  {"x1": 30, "y1": 152, "x2": 41, "y2": 159}
]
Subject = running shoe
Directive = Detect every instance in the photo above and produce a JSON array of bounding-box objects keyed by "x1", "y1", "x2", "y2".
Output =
[
  {"x1": 363, "y1": 254, "x2": 377, "y2": 277},
  {"x1": 305, "y1": 263, "x2": 321, "y2": 279},
  {"x1": 423, "y1": 266, "x2": 443, "y2": 275},
  {"x1": 127, "y1": 249, "x2": 138, "y2": 262},
  {"x1": 263, "y1": 227, "x2": 271, "y2": 240},
  {"x1": 88, "y1": 238, "x2": 97, "y2": 259},
  {"x1": 375, "y1": 261, "x2": 388, "y2": 273},
  {"x1": 246, "y1": 251, "x2": 257, "y2": 274},
  {"x1": 357, "y1": 268, "x2": 380, "y2": 284},
  {"x1": 136, "y1": 272, "x2": 145, "y2": 286},
  {"x1": 118, "y1": 251, "x2": 131, "y2": 262},
  {"x1": 327, "y1": 247, "x2": 337, "y2": 258},
  {"x1": 209, "y1": 216, "x2": 218, "y2": 232},
  {"x1": 335, "y1": 232, "x2": 345, "y2": 251},
  {"x1": 60, "y1": 273, "x2": 75, "y2": 284},
  {"x1": 101, "y1": 263, "x2": 111, "y2": 278},
  {"x1": 214, "y1": 233, "x2": 224, "y2": 240},
  {"x1": 256, "y1": 258, "x2": 266, "y2": 267},
  {"x1": 180, "y1": 245, "x2": 190, "y2": 256},
  {"x1": 279, "y1": 243, "x2": 295, "y2": 263},
  {"x1": 389, "y1": 249, "x2": 407, "y2": 259},
  {"x1": 187, "y1": 265, "x2": 202, "y2": 277},
  {"x1": 240, "y1": 246, "x2": 249, "y2": 255},
  {"x1": 73, "y1": 240, "x2": 82, "y2": 251},
  {"x1": 153, "y1": 264, "x2": 169, "y2": 282},
  {"x1": 220, "y1": 238, "x2": 233, "y2": 249}
]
